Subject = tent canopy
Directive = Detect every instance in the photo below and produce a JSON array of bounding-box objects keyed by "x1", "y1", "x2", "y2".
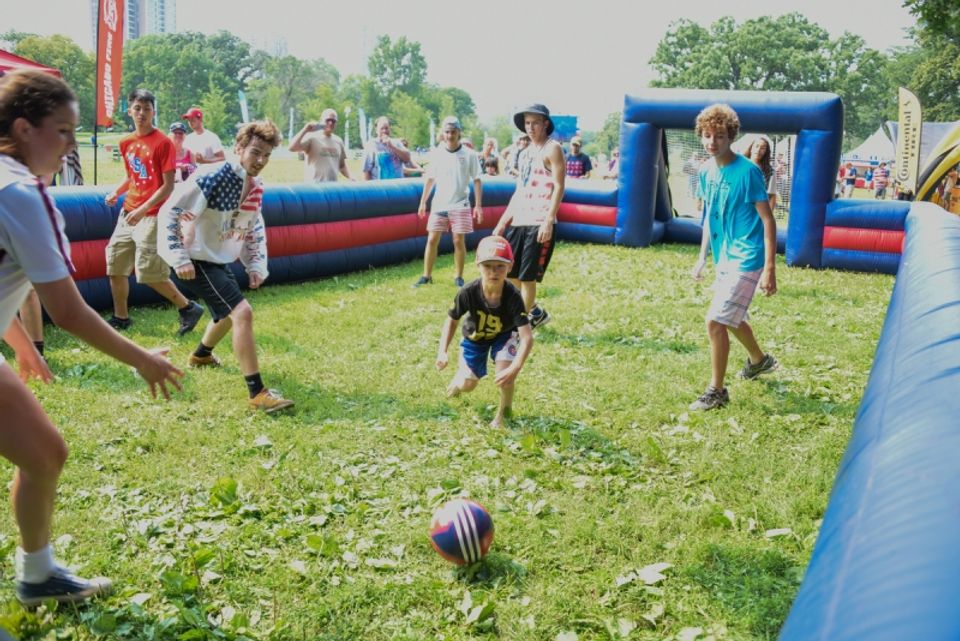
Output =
[
  {"x1": 0, "y1": 49, "x2": 61, "y2": 77},
  {"x1": 845, "y1": 127, "x2": 895, "y2": 163}
]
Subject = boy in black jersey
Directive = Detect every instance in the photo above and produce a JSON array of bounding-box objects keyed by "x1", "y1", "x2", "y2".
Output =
[{"x1": 437, "y1": 235, "x2": 534, "y2": 427}]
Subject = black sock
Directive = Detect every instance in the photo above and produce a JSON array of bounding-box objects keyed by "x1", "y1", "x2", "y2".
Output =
[
  {"x1": 245, "y1": 373, "x2": 265, "y2": 398},
  {"x1": 194, "y1": 343, "x2": 213, "y2": 358},
  {"x1": 33, "y1": 341, "x2": 44, "y2": 356},
  {"x1": 178, "y1": 301, "x2": 194, "y2": 314}
]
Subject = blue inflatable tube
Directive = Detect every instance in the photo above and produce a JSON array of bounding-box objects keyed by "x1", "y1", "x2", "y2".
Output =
[
  {"x1": 824, "y1": 200, "x2": 910, "y2": 231},
  {"x1": 779, "y1": 203, "x2": 960, "y2": 641}
]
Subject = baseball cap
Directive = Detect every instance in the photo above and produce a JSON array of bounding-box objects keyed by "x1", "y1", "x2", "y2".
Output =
[
  {"x1": 513, "y1": 103, "x2": 555, "y2": 136},
  {"x1": 441, "y1": 116, "x2": 462, "y2": 130},
  {"x1": 168, "y1": 122, "x2": 188, "y2": 134},
  {"x1": 571, "y1": 136, "x2": 582, "y2": 146},
  {"x1": 475, "y1": 235, "x2": 514, "y2": 264},
  {"x1": 181, "y1": 107, "x2": 203, "y2": 119}
]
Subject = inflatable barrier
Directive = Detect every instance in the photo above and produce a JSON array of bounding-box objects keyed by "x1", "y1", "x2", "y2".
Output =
[{"x1": 779, "y1": 202, "x2": 960, "y2": 641}]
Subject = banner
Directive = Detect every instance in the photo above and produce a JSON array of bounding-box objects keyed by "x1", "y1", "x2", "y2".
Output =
[
  {"x1": 96, "y1": 0, "x2": 125, "y2": 127},
  {"x1": 894, "y1": 87, "x2": 922, "y2": 196},
  {"x1": 238, "y1": 90, "x2": 250, "y2": 123}
]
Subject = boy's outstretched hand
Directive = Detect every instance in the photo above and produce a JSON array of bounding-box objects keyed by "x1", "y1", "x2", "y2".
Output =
[
  {"x1": 135, "y1": 348, "x2": 184, "y2": 400},
  {"x1": 436, "y1": 352, "x2": 449, "y2": 371}
]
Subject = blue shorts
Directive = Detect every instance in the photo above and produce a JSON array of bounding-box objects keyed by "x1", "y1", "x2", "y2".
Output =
[{"x1": 459, "y1": 331, "x2": 519, "y2": 379}]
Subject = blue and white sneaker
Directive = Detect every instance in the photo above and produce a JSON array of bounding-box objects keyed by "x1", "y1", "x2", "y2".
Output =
[
  {"x1": 529, "y1": 305, "x2": 551, "y2": 329},
  {"x1": 454, "y1": 276, "x2": 465, "y2": 287},
  {"x1": 17, "y1": 566, "x2": 112, "y2": 607}
]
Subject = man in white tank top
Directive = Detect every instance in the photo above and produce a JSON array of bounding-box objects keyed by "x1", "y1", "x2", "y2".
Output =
[{"x1": 492, "y1": 104, "x2": 565, "y2": 328}]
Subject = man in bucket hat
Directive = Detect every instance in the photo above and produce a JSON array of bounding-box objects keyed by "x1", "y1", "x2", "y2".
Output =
[{"x1": 492, "y1": 104, "x2": 565, "y2": 329}]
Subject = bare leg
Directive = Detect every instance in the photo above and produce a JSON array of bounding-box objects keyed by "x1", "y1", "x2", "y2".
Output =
[
  {"x1": 108, "y1": 275, "x2": 130, "y2": 318},
  {"x1": 146, "y1": 279, "x2": 189, "y2": 310},
  {"x1": 19, "y1": 290, "x2": 43, "y2": 342},
  {"x1": 518, "y1": 281, "x2": 537, "y2": 313},
  {"x1": 729, "y1": 320, "x2": 765, "y2": 365},
  {"x1": 446, "y1": 365, "x2": 478, "y2": 398},
  {"x1": 452, "y1": 233, "x2": 466, "y2": 279},
  {"x1": 422, "y1": 231, "x2": 443, "y2": 278},
  {"x1": 707, "y1": 320, "x2": 730, "y2": 390},
  {"x1": 491, "y1": 359, "x2": 515, "y2": 428},
  {"x1": 229, "y1": 301, "x2": 259, "y2": 377},
  {"x1": 0, "y1": 366, "x2": 68, "y2": 552},
  {"x1": 199, "y1": 316, "x2": 232, "y2": 350}
]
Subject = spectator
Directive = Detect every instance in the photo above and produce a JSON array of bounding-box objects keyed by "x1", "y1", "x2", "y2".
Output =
[
  {"x1": 873, "y1": 161, "x2": 889, "y2": 199},
  {"x1": 683, "y1": 150, "x2": 701, "y2": 195},
  {"x1": 168, "y1": 122, "x2": 196, "y2": 183},
  {"x1": 843, "y1": 162, "x2": 857, "y2": 198},
  {"x1": 399, "y1": 138, "x2": 424, "y2": 177},
  {"x1": 604, "y1": 147, "x2": 620, "y2": 180},
  {"x1": 745, "y1": 135, "x2": 777, "y2": 211},
  {"x1": 181, "y1": 107, "x2": 225, "y2": 165},
  {"x1": 565, "y1": 135, "x2": 592, "y2": 179},
  {"x1": 503, "y1": 133, "x2": 530, "y2": 177},
  {"x1": 483, "y1": 157, "x2": 500, "y2": 176},
  {"x1": 480, "y1": 137, "x2": 498, "y2": 168},
  {"x1": 362, "y1": 117, "x2": 412, "y2": 180},
  {"x1": 288, "y1": 108, "x2": 352, "y2": 183}
]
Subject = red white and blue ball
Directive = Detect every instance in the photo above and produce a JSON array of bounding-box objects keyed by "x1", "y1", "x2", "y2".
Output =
[{"x1": 429, "y1": 499, "x2": 494, "y2": 565}]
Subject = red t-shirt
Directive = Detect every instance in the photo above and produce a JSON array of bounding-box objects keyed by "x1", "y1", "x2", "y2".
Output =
[{"x1": 119, "y1": 128, "x2": 175, "y2": 216}]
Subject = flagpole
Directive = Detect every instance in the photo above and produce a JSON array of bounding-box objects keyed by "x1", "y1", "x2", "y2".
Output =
[{"x1": 93, "y1": 0, "x2": 101, "y2": 185}]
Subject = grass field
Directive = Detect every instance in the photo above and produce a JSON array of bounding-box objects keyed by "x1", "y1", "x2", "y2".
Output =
[{"x1": 0, "y1": 242, "x2": 893, "y2": 640}]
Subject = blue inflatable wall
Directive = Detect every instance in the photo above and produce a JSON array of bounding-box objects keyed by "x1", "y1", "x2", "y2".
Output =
[{"x1": 779, "y1": 202, "x2": 960, "y2": 640}]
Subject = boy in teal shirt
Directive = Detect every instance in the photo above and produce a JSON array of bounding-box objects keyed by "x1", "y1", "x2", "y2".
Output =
[{"x1": 690, "y1": 104, "x2": 779, "y2": 410}]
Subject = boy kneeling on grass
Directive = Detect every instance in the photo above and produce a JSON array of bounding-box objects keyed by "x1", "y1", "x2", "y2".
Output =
[{"x1": 437, "y1": 235, "x2": 534, "y2": 427}]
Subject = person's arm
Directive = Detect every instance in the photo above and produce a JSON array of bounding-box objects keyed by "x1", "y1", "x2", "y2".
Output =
[
  {"x1": 494, "y1": 323, "x2": 533, "y2": 388},
  {"x1": 240, "y1": 212, "x2": 269, "y2": 288},
  {"x1": 339, "y1": 144, "x2": 353, "y2": 181},
  {"x1": 388, "y1": 138, "x2": 412, "y2": 164},
  {"x1": 288, "y1": 123, "x2": 317, "y2": 153},
  {"x1": 538, "y1": 142, "x2": 567, "y2": 243},
  {"x1": 2, "y1": 317, "x2": 52, "y2": 383},
  {"x1": 362, "y1": 145, "x2": 375, "y2": 181},
  {"x1": 692, "y1": 211, "x2": 710, "y2": 281},
  {"x1": 473, "y1": 178, "x2": 483, "y2": 225},
  {"x1": 125, "y1": 170, "x2": 175, "y2": 225},
  {"x1": 418, "y1": 178, "x2": 435, "y2": 218},
  {"x1": 104, "y1": 177, "x2": 130, "y2": 206},
  {"x1": 756, "y1": 200, "x2": 777, "y2": 296},
  {"x1": 583, "y1": 155, "x2": 593, "y2": 179},
  {"x1": 33, "y1": 277, "x2": 183, "y2": 398},
  {"x1": 436, "y1": 316, "x2": 459, "y2": 370}
]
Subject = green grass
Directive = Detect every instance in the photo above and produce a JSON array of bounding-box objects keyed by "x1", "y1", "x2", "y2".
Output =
[{"x1": 0, "y1": 243, "x2": 893, "y2": 640}]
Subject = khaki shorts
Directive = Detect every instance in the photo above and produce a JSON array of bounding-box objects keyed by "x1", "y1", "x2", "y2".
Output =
[{"x1": 105, "y1": 214, "x2": 170, "y2": 283}]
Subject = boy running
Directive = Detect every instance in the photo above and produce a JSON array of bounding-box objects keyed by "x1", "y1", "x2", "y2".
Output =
[
  {"x1": 437, "y1": 235, "x2": 533, "y2": 428},
  {"x1": 492, "y1": 104, "x2": 565, "y2": 328},
  {"x1": 690, "y1": 103, "x2": 778, "y2": 411},
  {"x1": 104, "y1": 89, "x2": 204, "y2": 335},
  {"x1": 415, "y1": 116, "x2": 483, "y2": 288},
  {"x1": 158, "y1": 120, "x2": 294, "y2": 413}
]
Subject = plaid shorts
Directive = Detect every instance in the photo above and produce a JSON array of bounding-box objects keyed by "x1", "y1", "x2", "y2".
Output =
[
  {"x1": 706, "y1": 269, "x2": 761, "y2": 328},
  {"x1": 427, "y1": 208, "x2": 473, "y2": 234}
]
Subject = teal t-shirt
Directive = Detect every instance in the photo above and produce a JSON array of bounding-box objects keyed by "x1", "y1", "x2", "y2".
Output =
[{"x1": 697, "y1": 154, "x2": 769, "y2": 272}]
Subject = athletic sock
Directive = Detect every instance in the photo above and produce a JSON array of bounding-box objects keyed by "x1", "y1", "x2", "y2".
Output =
[
  {"x1": 193, "y1": 343, "x2": 213, "y2": 358},
  {"x1": 33, "y1": 341, "x2": 44, "y2": 356},
  {"x1": 178, "y1": 301, "x2": 194, "y2": 314},
  {"x1": 16, "y1": 545, "x2": 55, "y2": 583},
  {"x1": 245, "y1": 373, "x2": 265, "y2": 398}
]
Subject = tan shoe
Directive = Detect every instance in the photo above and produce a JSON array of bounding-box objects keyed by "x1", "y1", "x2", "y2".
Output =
[
  {"x1": 249, "y1": 388, "x2": 295, "y2": 413},
  {"x1": 188, "y1": 353, "x2": 221, "y2": 368}
]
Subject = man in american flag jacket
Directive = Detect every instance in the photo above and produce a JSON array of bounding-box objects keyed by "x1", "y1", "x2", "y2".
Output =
[{"x1": 158, "y1": 120, "x2": 294, "y2": 413}]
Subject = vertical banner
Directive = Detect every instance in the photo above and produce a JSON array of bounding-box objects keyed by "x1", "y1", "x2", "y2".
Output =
[
  {"x1": 238, "y1": 90, "x2": 250, "y2": 123},
  {"x1": 895, "y1": 87, "x2": 922, "y2": 197},
  {"x1": 96, "y1": 0, "x2": 124, "y2": 127}
]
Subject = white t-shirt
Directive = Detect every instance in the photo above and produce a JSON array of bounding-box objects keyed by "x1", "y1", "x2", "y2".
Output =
[
  {"x1": 184, "y1": 129, "x2": 224, "y2": 162},
  {"x1": 425, "y1": 144, "x2": 481, "y2": 212},
  {"x1": 0, "y1": 155, "x2": 74, "y2": 348}
]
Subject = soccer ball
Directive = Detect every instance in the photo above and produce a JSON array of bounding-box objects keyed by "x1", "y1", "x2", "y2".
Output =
[{"x1": 428, "y1": 498, "x2": 494, "y2": 565}]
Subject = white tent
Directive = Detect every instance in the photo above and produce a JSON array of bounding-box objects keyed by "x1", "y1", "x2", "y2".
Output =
[{"x1": 845, "y1": 127, "x2": 895, "y2": 163}]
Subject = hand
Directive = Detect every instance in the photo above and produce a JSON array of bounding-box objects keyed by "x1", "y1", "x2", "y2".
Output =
[
  {"x1": 537, "y1": 221, "x2": 554, "y2": 244},
  {"x1": 759, "y1": 267, "x2": 777, "y2": 296},
  {"x1": 691, "y1": 257, "x2": 706, "y2": 281},
  {"x1": 474, "y1": 207, "x2": 483, "y2": 224},
  {"x1": 249, "y1": 272, "x2": 265, "y2": 289},
  {"x1": 175, "y1": 263, "x2": 196, "y2": 280},
  {"x1": 494, "y1": 364, "x2": 520, "y2": 388},
  {"x1": 135, "y1": 348, "x2": 184, "y2": 400},
  {"x1": 126, "y1": 209, "x2": 145, "y2": 225},
  {"x1": 379, "y1": 134, "x2": 391, "y2": 145},
  {"x1": 436, "y1": 352, "x2": 448, "y2": 371},
  {"x1": 15, "y1": 348, "x2": 53, "y2": 384},
  {"x1": 418, "y1": 204, "x2": 427, "y2": 219},
  {"x1": 309, "y1": 122, "x2": 321, "y2": 132},
  {"x1": 104, "y1": 192, "x2": 118, "y2": 206}
]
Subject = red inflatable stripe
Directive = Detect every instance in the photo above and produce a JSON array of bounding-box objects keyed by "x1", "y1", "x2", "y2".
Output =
[
  {"x1": 70, "y1": 239, "x2": 109, "y2": 281},
  {"x1": 557, "y1": 203, "x2": 617, "y2": 226},
  {"x1": 823, "y1": 226, "x2": 904, "y2": 254}
]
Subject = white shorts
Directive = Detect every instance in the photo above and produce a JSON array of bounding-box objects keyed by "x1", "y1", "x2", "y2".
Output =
[
  {"x1": 706, "y1": 269, "x2": 761, "y2": 328},
  {"x1": 427, "y1": 208, "x2": 473, "y2": 234}
]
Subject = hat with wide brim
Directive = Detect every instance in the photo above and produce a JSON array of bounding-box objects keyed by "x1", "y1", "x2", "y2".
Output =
[{"x1": 514, "y1": 104, "x2": 554, "y2": 136}]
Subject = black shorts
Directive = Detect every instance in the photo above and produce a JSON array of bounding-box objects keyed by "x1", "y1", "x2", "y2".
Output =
[
  {"x1": 505, "y1": 224, "x2": 554, "y2": 283},
  {"x1": 173, "y1": 260, "x2": 245, "y2": 322}
]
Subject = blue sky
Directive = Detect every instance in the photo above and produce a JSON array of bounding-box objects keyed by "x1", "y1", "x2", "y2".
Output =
[{"x1": 7, "y1": 0, "x2": 916, "y2": 129}]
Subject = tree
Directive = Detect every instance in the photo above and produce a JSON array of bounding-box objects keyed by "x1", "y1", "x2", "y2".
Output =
[
  {"x1": 199, "y1": 78, "x2": 231, "y2": 140},
  {"x1": 389, "y1": 92, "x2": 429, "y2": 148},
  {"x1": 904, "y1": 0, "x2": 960, "y2": 43},
  {"x1": 248, "y1": 55, "x2": 339, "y2": 136},
  {"x1": 367, "y1": 35, "x2": 427, "y2": 97},
  {"x1": 595, "y1": 111, "x2": 622, "y2": 155},
  {"x1": 887, "y1": 37, "x2": 960, "y2": 122},
  {"x1": 13, "y1": 35, "x2": 96, "y2": 130}
]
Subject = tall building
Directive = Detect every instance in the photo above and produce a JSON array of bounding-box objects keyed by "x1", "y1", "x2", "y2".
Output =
[{"x1": 90, "y1": 0, "x2": 176, "y2": 48}]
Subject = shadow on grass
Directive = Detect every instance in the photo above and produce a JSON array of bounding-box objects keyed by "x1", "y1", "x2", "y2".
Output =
[
  {"x1": 457, "y1": 552, "x2": 527, "y2": 588},
  {"x1": 758, "y1": 379, "x2": 860, "y2": 418},
  {"x1": 685, "y1": 543, "x2": 802, "y2": 639},
  {"x1": 508, "y1": 413, "x2": 642, "y2": 469},
  {"x1": 535, "y1": 326, "x2": 700, "y2": 354}
]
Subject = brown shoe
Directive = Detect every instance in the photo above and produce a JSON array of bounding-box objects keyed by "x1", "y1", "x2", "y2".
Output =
[
  {"x1": 249, "y1": 388, "x2": 295, "y2": 413},
  {"x1": 188, "y1": 353, "x2": 221, "y2": 368}
]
